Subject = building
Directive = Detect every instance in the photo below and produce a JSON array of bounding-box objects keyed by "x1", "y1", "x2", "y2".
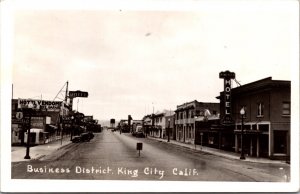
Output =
[
  {"x1": 174, "y1": 100, "x2": 220, "y2": 144},
  {"x1": 152, "y1": 113, "x2": 165, "y2": 138},
  {"x1": 142, "y1": 114, "x2": 152, "y2": 137},
  {"x1": 11, "y1": 99, "x2": 65, "y2": 145},
  {"x1": 164, "y1": 111, "x2": 176, "y2": 140},
  {"x1": 217, "y1": 77, "x2": 290, "y2": 159}
]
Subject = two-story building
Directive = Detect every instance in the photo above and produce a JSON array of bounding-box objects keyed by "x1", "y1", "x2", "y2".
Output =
[
  {"x1": 164, "y1": 111, "x2": 176, "y2": 140},
  {"x1": 218, "y1": 77, "x2": 290, "y2": 159},
  {"x1": 175, "y1": 100, "x2": 219, "y2": 144},
  {"x1": 151, "y1": 113, "x2": 165, "y2": 138}
]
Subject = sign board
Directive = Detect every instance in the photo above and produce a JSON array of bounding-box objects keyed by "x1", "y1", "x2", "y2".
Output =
[
  {"x1": 18, "y1": 99, "x2": 62, "y2": 112},
  {"x1": 136, "y1": 142, "x2": 143, "y2": 150},
  {"x1": 219, "y1": 71, "x2": 235, "y2": 124},
  {"x1": 62, "y1": 116, "x2": 73, "y2": 124},
  {"x1": 69, "y1": 90, "x2": 88, "y2": 98},
  {"x1": 31, "y1": 117, "x2": 44, "y2": 129},
  {"x1": 12, "y1": 117, "x2": 30, "y2": 124},
  {"x1": 16, "y1": 112, "x2": 23, "y2": 120}
]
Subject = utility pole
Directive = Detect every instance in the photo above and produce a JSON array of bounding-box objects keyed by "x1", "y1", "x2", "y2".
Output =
[{"x1": 65, "y1": 81, "x2": 69, "y2": 102}]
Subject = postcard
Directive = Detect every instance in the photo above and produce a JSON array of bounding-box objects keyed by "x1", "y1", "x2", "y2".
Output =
[{"x1": 1, "y1": 0, "x2": 299, "y2": 192}]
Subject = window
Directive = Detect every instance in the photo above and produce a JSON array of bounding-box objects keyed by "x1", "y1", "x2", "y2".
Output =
[
  {"x1": 191, "y1": 110, "x2": 194, "y2": 118},
  {"x1": 273, "y1": 130, "x2": 287, "y2": 154},
  {"x1": 258, "y1": 124, "x2": 269, "y2": 132},
  {"x1": 257, "y1": 102, "x2": 264, "y2": 117},
  {"x1": 282, "y1": 102, "x2": 290, "y2": 116}
]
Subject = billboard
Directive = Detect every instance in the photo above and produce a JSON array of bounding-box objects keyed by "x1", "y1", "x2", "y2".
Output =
[{"x1": 18, "y1": 99, "x2": 63, "y2": 112}]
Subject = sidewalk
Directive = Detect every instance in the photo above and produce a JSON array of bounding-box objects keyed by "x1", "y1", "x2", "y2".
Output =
[
  {"x1": 11, "y1": 137, "x2": 72, "y2": 162},
  {"x1": 147, "y1": 136, "x2": 289, "y2": 165}
]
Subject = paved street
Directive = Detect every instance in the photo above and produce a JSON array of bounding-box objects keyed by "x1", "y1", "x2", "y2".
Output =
[{"x1": 12, "y1": 130, "x2": 290, "y2": 181}]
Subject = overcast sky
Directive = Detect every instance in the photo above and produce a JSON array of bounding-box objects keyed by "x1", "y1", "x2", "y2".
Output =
[{"x1": 11, "y1": 1, "x2": 298, "y2": 122}]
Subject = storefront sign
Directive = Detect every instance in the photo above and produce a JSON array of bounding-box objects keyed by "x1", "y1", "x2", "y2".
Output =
[
  {"x1": 62, "y1": 116, "x2": 73, "y2": 124},
  {"x1": 31, "y1": 117, "x2": 44, "y2": 128},
  {"x1": 219, "y1": 71, "x2": 235, "y2": 124},
  {"x1": 12, "y1": 117, "x2": 30, "y2": 124},
  {"x1": 69, "y1": 90, "x2": 88, "y2": 98},
  {"x1": 18, "y1": 99, "x2": 62, "y2": 112}
]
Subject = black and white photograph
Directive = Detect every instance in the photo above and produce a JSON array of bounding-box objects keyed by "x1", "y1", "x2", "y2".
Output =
[{"x1": 1, "y1": 0, "x2": 299, "y2": 192}]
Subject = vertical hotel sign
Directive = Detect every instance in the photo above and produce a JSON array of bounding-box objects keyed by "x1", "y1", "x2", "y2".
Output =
[{"x1": 219, "y1": 71, "x2": 235, "y2": 124}]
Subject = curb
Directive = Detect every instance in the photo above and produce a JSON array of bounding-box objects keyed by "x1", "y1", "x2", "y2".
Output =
[
  {"x1": 147, "y1": 136, "x2": 289, "y2": 165},
  {"x1": 34, "y1": 154, "x2": 46, "y2": 160}
]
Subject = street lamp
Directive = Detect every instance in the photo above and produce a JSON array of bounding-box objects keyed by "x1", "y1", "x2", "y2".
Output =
[
  {"x1": 70, "y1": 116, "x2": 74, "y2": 141},
  {"x1": 240, "y1": 107, "x2": 246, "y2": 160},
  {"x1": 24, "y1": 102, "x2": 34, "y2": 159},
  {"x1": 167, "y1": 118, "x2": 170, "y2": 142}
]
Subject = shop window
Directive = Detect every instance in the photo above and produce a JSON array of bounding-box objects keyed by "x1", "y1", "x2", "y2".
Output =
[
  {"x1": 282, "y1": 102, "x2": 290, "y2": 116},
  {"x1": 252, "y1": 125, "x2": 257, "y2": 130},
  {"x1": 257, "y1": 102, "x2": 264, "y2": 117},
  {"x1": 273, "y1": 130, "x2": 287, "y2": 154},
  {"x1": 258, "y1": 124, "x2": 269, "y2": 132},
  {"x1": 244, "y1": 125, "x2": 251, "y2": 130}
]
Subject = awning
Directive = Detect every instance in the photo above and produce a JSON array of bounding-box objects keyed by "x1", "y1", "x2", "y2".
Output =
[
  {"x1": 234, "y1": 130, "x2": 261, "y2": 134},
  {"x1": 48, "y1": 125, "x2": 58, "y2": 129},
  {"x1": 29, "y1": 128, "x2": 43, "y2": 133}
]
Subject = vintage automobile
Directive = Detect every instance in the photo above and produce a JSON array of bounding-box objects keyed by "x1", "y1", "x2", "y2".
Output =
[
  {"x1": 135, "y1": 125, "x2": 145, "y2": 138},
  {"x1": 71, "y1": 136, "x2": 81, "y2": 143},
  {"x1": 71, "y1": 132, "x2": 94, "y2": 143},
  {"x1": 80, "y1": 132, "x2": 94, "y2": 142}
]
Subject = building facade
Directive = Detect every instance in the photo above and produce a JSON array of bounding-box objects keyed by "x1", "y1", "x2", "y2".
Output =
[
  {"x1": 164, "y1": 112, "x2": 176, "y2": 140},
  {"x1": 218, "y1": 77, "x2": 290, "y2": 159},
  {"x1": 11, "y1": 99, "x2": 64, "y2": 145},
  {"x1": 175, "y1": 100, "x2": 219, "y2": 144}
]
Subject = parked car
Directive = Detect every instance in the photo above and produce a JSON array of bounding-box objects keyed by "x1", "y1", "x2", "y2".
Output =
[
  {"x1": 80, "y1": 132, "x2": 94, "y2": 142},
  {"x1": 71, "y1": 132, "x2": 94, "y2": 143},
  {"x1": 71, "y1": 136, "x2": 81, "y2": 143}
]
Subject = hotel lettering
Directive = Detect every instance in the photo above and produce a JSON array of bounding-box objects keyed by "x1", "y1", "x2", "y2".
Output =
[{"x1": 219, "y1": 71, "x2": 235, "y2": 124}]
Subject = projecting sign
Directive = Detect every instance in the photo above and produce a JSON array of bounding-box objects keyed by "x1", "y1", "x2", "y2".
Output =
[
  {"x1": 16, "y1": 112, "x2": 23, "y2": 120},
  {"x1": 69, "y1": 90, "x2": 88, "y2": 98},
  {"x1": 219, "y1": 70, "x2": 235, "y2": 124}
]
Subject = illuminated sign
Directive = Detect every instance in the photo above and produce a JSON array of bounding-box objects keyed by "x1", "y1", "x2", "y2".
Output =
[{"x1": 219, "y1": 70, "x2": 235, "y2": 124}]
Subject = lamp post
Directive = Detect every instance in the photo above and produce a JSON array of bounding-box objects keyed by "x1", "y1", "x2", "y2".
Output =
[
  {"x1": 240, "y1": 107, "x2": 246, "y2": 160},
  {"x1": 167, "y1": 118, "x2": 170, "y2": 142},
  {"x1": 70, "y1": 116, "x2": 74, "y2": 141},
  {"x1": 24, "y1": 102, "x2": 34, "y2": 159}
]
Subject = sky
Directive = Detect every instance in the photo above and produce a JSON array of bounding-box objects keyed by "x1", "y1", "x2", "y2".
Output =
[{"x1": 9, "y1": 1, "x2": 298, "y2": 122}]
